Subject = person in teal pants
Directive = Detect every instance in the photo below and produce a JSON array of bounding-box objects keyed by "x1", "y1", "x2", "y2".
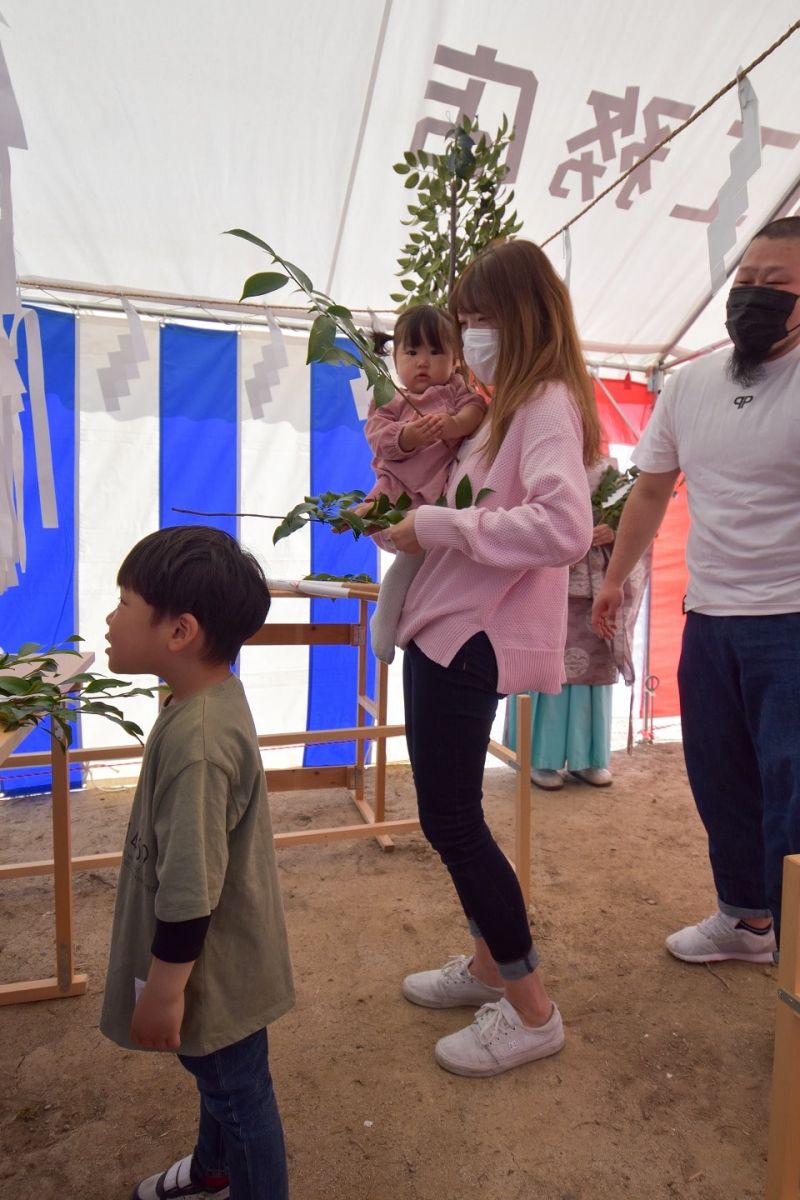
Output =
[{"x1": 505, "y1": 456, "x2": 635, "y2": 790}]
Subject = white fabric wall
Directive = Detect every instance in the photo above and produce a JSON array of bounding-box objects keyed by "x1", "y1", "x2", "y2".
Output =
[{"x1": 6, "y1": 1, "x2": 800, "y2": 364}]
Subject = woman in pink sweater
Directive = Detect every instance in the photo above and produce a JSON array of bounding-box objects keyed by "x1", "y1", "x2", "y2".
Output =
[{"x1": 385, "y1": 240, "x2": 600, "y2": 1077}]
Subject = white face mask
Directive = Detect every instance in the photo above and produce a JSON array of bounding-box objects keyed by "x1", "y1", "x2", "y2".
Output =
[{"x1": 462, "y1": 327, "x2": 500, "y2": 384}]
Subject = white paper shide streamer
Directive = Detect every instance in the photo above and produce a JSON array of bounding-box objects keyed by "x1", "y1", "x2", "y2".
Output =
[
  {"x1": 0, "y1": 21, "x2": 58, "y2": 594},
  {"x1": 562, "y1": 228, "x2": 573, "y2": 290},
  {"x1": 707, "y1": 73, "x2": 762, "y2": 293},
  {"x1": 244, "y1": 308, "x2": 289, "y2": 418},
  {"x1": 0, "y1": 340, "x2": 24, "y2": 590},
  {"x1": 96, "y1": 297, "x2": 150, "y2": 410}
]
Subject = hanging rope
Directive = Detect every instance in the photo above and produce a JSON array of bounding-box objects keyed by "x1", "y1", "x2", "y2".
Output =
[{"x1": 541, "y1": 18, "x2": 800, "y2": 248}]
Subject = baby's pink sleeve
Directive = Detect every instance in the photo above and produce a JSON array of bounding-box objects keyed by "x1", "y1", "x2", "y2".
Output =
[
  {"x1": 449, "y1": 378, "x2": 488, "y2": 415},
  {"x1": 364, "y1": 392, "x2": 414, "y2": 462}
]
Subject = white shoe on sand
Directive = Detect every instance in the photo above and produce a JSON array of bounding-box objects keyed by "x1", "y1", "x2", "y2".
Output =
[
  {"x1": 665, "y1": 910, "x2": 776, "y2": 963},
  {"x1": 402, "y1": 955, "x2": 504, "y2": 1008},
  {"x1": 434, "y1": 998, "x2": 565, "y2": 1077},
  {"x1": 531, "y1": 768, "x2": 565, "y2": 790},
  {"x1": 571, "y1": 767, "x2": 612, "y2": 787}
]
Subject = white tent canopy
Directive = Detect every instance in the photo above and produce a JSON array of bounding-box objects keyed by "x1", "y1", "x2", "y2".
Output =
[
  {"x1": 4, "y1": 1, "x2": 798, "y2": 783},
  {"x1": 5, "y1": 0, "x2": 800, "y2": 369}
]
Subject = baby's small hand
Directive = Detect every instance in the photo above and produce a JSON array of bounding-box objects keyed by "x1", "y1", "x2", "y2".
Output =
[{"x1": 400, "y1": 414, "x2": 444, "y2": 450}]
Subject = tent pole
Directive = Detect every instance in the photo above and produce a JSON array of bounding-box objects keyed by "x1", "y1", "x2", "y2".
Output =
[
  {"x1": 16, "y1": 277, "x2": 397, "y2": 330},
  {"x1": 14, "y1": 282, "x2": 658, "y2": 373},
  {"x1": 641, "y1": 570, "x2": 653, "y2": 741}
]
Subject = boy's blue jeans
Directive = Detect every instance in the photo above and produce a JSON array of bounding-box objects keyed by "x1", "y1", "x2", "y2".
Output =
[
  {"x1": 403, "y1": 633, "x2": 538, "y2": 978},
  {"x1": 678, "y1": 611, "x2": 800, "y2": 946},
  {"x1": 179, "y1": 1027, "x2": 288, "y2": 1200}
]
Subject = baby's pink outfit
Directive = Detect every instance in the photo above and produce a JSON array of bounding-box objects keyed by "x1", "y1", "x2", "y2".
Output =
[{"x1": 365, "y1": 377, "x2": 486, "y2": 506}]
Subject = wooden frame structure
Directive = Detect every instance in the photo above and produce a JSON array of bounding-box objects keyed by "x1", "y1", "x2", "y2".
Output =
[
  {"x1": 253, "y1": 587, "x2": 410, "y2": 851},
  {"x1": 765, "y1": 853, "x2": 800, "y2": 1199},
  {"x1": 0, "y1": 587, "x2": 535, "y2": 1005},
  {"x1": 0, "y1": 652, "x2": 95, "y2": 1005}
]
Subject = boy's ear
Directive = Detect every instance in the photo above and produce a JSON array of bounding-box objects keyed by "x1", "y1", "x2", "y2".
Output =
[{"x1": 166, "y1": 612, "x2": 202, "y2": 654}]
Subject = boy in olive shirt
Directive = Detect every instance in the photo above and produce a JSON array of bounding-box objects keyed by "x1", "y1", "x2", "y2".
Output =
[{"x1": 100, "y1": 526, "x2": 294, "y2": 1200}]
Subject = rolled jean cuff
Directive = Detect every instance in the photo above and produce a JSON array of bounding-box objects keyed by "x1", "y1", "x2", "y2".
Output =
[
  {"x1": 496, "y1": 947, "x2": 539, "y2": 980},
  {"x1": 718, "y1": 899, "x2": 772, "y2": 922},
  {"x1": 467, "y1": 923, "x2": 537, "y2": 976}
]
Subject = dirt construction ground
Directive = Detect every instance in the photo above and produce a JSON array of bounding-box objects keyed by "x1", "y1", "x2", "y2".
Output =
[{"x1": 0, "y1": 742, "x2": 783, "y2": 1200}]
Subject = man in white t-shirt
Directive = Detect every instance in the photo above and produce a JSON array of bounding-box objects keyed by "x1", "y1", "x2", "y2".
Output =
[{"x1": 592, "y1": 216, "x2": 800, "y2": 964}]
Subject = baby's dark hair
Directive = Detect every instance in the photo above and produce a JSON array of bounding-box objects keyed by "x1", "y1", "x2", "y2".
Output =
[
  {"x1": 117, "y1": 526, "x2": 270, "y2": 665},
  {"x1": 393, "y1": 305, "x2": 460, "y2": 358}
]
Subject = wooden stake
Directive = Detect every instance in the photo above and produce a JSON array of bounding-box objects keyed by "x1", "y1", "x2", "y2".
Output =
[
  {"x1": 765, "y1": 853, "x2": 800, "y2": 1199},
  {"x1": 514, "y1": 694, "x2": 533, "y2": 907}
]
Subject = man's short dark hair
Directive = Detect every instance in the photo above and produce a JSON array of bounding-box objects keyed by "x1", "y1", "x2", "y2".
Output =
[
  {"x1": 117, "y1": 526, "x2": 270, "y2": 664},
  {"x1": 754, "y1": 216, "x2": 800, "y2": 242}
]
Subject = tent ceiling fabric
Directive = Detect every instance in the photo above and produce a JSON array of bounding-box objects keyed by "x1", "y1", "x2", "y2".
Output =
[{"x1": 5, "y1": 1, "x2": 800, "y2": 367}]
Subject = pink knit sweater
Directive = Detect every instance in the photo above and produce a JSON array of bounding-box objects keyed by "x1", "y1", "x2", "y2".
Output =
[{"x1": 394, "y1": 381, "x2": 593, "y2": 695}]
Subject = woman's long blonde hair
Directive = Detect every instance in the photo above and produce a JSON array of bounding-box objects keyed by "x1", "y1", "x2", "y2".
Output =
[{"x1": 449, "y1": 240, "x2": 601, "y2": 465}]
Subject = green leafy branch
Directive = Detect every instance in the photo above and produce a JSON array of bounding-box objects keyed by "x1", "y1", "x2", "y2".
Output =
[
  {"x1": 0, "y1": 638, "x2": 161, "y2": 749},
  {"x1": 591, "y1": 465, "x2": 640, "y2": 531},
  {"x1": 272, "y1": 490, "x2": 413, "y2": 545},
  {"x1": 226, "y1": 229, "x2": 402, "y2": 410},
  {"x1": 392, "y1": 114, "x2": 523, "y2": 305},
  {"x1": 273, "y1": 477, "x2": 494, "y2": 545}
]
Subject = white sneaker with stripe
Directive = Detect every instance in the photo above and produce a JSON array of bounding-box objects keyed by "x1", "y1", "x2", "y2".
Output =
[{"x1": 131, "y1": 1154, "x2": 230, "y2": 1200}]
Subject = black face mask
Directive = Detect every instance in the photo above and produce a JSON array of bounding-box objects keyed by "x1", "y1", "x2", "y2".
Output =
[{"x1": 725, "y1": 285, "x2": 800, "y2": 358}]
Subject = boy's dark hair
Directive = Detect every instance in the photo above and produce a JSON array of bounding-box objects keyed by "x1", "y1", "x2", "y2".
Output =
[
  {"x1": 117, "y1": 526, "x2": 270, "y2": 665},
  {"x1": 378, "y1": 305, "x2": 460, "y2": 359},
  {"x1": 754, "y1": 216, "x2": 800, "y2": 241}
]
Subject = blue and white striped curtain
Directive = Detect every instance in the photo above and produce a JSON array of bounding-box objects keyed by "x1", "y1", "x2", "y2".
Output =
[{"x1": 0, "y1": 307, "x2": 378, "y2": 794}]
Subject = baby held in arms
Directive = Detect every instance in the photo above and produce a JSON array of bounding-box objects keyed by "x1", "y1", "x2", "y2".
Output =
[{"x1": 364, "y1": 305, "x2": 487, "y2": 663}]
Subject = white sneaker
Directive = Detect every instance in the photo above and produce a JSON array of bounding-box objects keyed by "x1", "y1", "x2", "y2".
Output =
[
  {"x1": 571, "y1": 767, "x2": 612, "y2": 787},
  {"x1": 434, "y1": 998, "x2": 565, "y2": 1077},
  {"x1": 531, "y1": 768, "x2": 565, "y2": 790},
  {"x1": 402, "y1": 954, "x2": 504, "y2": 1008},
  {"x1": 131, "y1": 1155, "x2": 230, "y2": 1199},
  {"x1": 665, "y1": 910, "x2": 776, "y2": 963}
]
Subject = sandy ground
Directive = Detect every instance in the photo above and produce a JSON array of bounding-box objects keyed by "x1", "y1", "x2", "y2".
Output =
[{"x1": 0, "y1": 743, "x2": 781, "y2": 1200}]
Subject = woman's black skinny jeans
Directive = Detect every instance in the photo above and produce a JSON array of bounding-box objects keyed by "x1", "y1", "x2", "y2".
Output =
[{"x1": 403, "y1": 633, "x2": 538, "y2": 978}]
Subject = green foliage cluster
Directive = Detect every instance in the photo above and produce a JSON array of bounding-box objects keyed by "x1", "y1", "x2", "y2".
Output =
[
  {"x1": 0, "y1": 639, "x2": 159, "y2": 748},
  {"x1": 272, "y1": 490, "x2": 412, "y2": 545},
  {"x1": 227, "y1": 230, "x2": 397, "y2": 409},
  {"x1": 591, "y1": 465, "x2": 640, "y2": 531},
  {"x1": 392, "y1": 115, "x2": 522, "y2": 306},
  {"x1": 272, "y1": 478, "x2": 493, "y2": 546}
]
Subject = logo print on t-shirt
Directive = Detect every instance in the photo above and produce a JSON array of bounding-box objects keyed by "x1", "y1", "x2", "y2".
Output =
[
  {"x1": 733, "y1": 394, "x2": 754, "y2": 409},
  {"x1": 128, "y1": 831, "x2": 149, "y2": 863}
]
